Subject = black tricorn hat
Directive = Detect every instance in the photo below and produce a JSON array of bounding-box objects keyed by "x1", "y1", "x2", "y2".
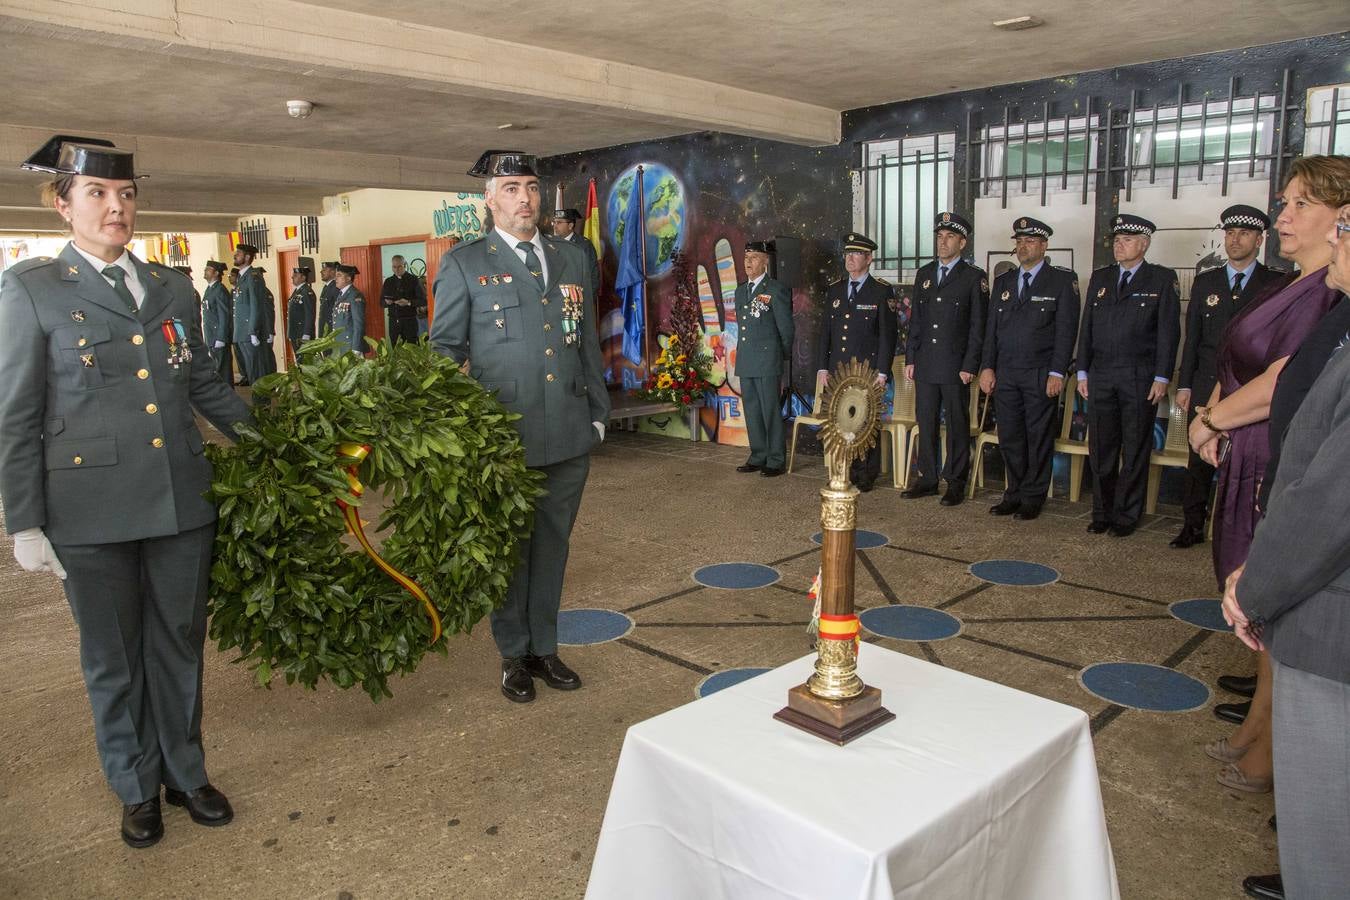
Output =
[
  {"x1": 553, "y1": 208, "x2": 582, "y2": 222},
  {"x1": 292, "y1": 266, "x2": 313, "y2": 275},
  {"x1": 235, "y1": 243, "x2": 259, "y2": 255},
  {"x1": 337, "y1": 264, "x2": 360, "y2": 277},
  {"x1": 322, "y1": 260, "x2": 340, "y2": 269},
  {"x1": 744, "y1": 240, "x2": 775, "y2": 254},
  {"x1": 468, "y1": 149, "x2": 539, "y2": 178},
  {"x1": 205, "y1": 260, "x2": 227, "y2": 273},
  {"x1": 21, "y1": 134, "x2": 144, "y2": 180}
]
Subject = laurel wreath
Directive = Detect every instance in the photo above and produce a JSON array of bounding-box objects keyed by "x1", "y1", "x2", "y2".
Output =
[{"x1": 205, "y1": 334, "x2": 544, "y2": 701}]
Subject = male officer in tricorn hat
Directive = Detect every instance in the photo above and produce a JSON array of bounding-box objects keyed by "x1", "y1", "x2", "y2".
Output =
[
  {"x1": 734, "y1": 240, "x2": 794, "y2": 476},
  {"x1": 431, "y1": 151, "x2": 610, "y2": 703},
  {"x1": 552, "y1": 207, "x2": 600, "y2": 301}
]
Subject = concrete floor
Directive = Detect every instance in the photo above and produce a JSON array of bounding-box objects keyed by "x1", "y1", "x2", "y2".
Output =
[{"x1": 1, "y1": 428, "x2": 1274, "y2": 899}]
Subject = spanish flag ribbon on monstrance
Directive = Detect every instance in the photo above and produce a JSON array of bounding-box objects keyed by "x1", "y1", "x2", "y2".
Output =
[
  {"x1": 818, "y1": 613, "x2": 861, "y2": 656},
  {"x1": 335, "y1": 442, "x2": 442, "y2": 644}
]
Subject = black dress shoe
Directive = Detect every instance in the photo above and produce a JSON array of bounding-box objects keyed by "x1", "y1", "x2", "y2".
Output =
[
  {"x1": 1214, "y1": 700, "x2": 1251, "y2": 724},
  {"x1": 760, "y1": 466, "x2": 785, "y2": 478},
  {"x1": 1169, "y1": 526, "x2": 1204, "y2": 548},
  {"x1": 989, "y1": 499, "x2": 1020, "y2": 516},
  {"x1": 901, "y1": 484, "x2": 938, "y2": 499},
  {"x1": 939, "y1": 489, "x2": 964, "y2": 507},
  {"x1": 524, "y1": 653, "x2": 582, "y2": 690},
  {"x1": 1013, "y1": 506, "x2": 1042, "y2": 521},
  {"x1": 121, "y1": 798, "x2": 164, "y2": 848},
  {"x1": 164, "y1": 784, "x2": 233, "y2": 826},
  {"x1": 735, "y1": 463, "x2": 761, "y2": 473},
  {"x1": 1242, "y1": 873, "x2": 1283, "y2": 900},
  {"x1": 501, "y1": 657, "x2": 536, "y2": 703},
  {"x1": 1086, "y1": 521, "x2": 1110, "y2": 534},
  {"x1": 1109, "y1": 524, "x2": 1136, "y2": 538},
  {"x1": 1217, "y1": 674, "x2": 1258, "y2": 697}
]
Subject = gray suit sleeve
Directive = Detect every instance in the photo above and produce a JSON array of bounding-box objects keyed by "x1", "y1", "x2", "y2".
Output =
[
  {"x1": 1239, "y1": 369, "x2": 1350, "y2": 622},
  {"x1": 0, "y1": 272, "x2": 49, "y2": 532},
  {"x1": 430, "y1": 248, "x2": 471, "y2": 364}
]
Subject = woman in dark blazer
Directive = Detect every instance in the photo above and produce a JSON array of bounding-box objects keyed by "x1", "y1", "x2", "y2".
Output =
[{"x1": 0, "y1": 135, "x2": 253, "y2": 848}]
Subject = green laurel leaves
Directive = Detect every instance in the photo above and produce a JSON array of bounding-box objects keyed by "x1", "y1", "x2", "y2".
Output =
[{"x1": 206, "y1": 335, "x2": 544, "y2": 701}]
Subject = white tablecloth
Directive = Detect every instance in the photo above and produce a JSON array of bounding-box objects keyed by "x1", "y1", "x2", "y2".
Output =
[{"x1": 585, "y1": 643, "x2": 1119, "y2": 900}]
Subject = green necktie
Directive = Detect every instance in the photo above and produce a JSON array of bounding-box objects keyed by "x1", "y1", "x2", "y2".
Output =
[
  {"x1": 102, "y1": 265, "x2": 138, "y2": 314},
  {"x1": 517, "y1": 241, "x2": 546, "y2": 292}
]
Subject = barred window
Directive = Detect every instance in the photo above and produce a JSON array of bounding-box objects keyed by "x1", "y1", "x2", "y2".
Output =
[
  {"x1": 861, "y1": 134, "x2": 955, "y2": 280},
  {"x1": 1303, "y1": 83, "x2": 1350, "y2": 156},
  {"x1": 981, "y1": 116, "x2": 1099, "y2": 198},
  {"x1": 1127, "y1": 95, "x2": 1276, "y2": 184}
]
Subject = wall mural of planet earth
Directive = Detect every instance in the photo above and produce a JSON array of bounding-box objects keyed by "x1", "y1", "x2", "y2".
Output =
[{"x1": 606, "y1": 163, "x2": 686, "y2": 277}]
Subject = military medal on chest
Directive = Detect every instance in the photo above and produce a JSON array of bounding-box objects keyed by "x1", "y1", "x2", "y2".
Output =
[
  {"x1": 559, "y1": 284, "x2": 585, "y2": 346},
  {"x1": 160, "y1": 317, "x2": 193, "y2": 368},
  {"x1": 1206, "y1": 293, "x2": 1220, "y2": 307},
  {"x1": 749, "y1": 292, "x2": 772, "y2": 319}
]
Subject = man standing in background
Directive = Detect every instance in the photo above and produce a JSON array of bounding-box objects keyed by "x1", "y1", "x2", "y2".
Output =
[
  {"x1": 380, "y1": 254, "x2": 424, "y2": 345},
  {"x1": 201, "y1": 259, "x2": 233, "y2": 384}
]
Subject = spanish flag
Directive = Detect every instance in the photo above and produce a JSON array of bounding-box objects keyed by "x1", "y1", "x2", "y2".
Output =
[
  {"x1": 583, "y1": 177, "x2": 602, "y2": 260},
  {"x1": 228, "y1": 231, "x2": 243, "y2": 251},
  {"x1": 284, "y1": 225, "x2": 299, "y2": 240}
]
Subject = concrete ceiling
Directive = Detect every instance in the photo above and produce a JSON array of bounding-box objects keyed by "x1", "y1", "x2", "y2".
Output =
[{"x1": 0, "y1": 0, "x2": 1343, "y2": 232}]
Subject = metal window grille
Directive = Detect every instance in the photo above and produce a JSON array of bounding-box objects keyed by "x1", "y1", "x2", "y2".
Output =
[
  {"x1": 240, "y1": 218, "x2": 270, "y2": 256},
  {"x1": 1303, "y1": 83, "x2": 1350, "y2": 155},
  {"x1": 300, "y1": 215, "x2": 320, "y2": 254},
  {"x1": 979, "y1": 112, "x2": 1099, "y2": 200},
  {"x1": 860, "y1": 133, "x2": 955, "y2": 278}
]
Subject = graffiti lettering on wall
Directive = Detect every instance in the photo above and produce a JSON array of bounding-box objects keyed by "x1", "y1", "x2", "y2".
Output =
[{"x1": 432, "y1": 193, "x2": 486, "y2": 240}]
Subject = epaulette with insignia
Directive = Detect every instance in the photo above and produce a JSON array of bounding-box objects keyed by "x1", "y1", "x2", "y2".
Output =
[
  {"x1": 6, "y1": 255, "x2": 57, "y2": 276},
  {"x1": 874, "y1": 277, "x2": 891, "y2": 285},
  {"x1": 828, "y1": 277, "x2": 843, "y2": 286},
  {"x1": 1053, "y1": 264, "x2": 1073, "y2": 272}
]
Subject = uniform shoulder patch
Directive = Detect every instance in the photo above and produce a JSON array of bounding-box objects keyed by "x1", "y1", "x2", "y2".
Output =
[
  {"x1": 828, "y1": 277, "x2": 843, "y2": 286},
  {"x1": 6, "y1": 255, "x2": 57, "y2": 276},
  {"x1": 1053, "y1": 264, "x2": 1073, "y2": 272},
  {"x1": 873, "y1": 276, "x2": 891, "y2": 285}
]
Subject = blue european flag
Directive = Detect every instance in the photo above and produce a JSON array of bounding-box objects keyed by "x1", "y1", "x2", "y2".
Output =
[{"x1": 615, "y1": 179, "x2": 646, "y2": 366}]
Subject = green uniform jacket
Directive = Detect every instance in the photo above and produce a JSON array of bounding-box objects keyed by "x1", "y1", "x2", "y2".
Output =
[
  {"x1": 733, "y1": 275, "x2": 794, "y2": 377},
  {"x1": 0, "y1": 243, "x2": 253, "y2": 545},
  {"x1": 430, "y1": 232, "x2": 610, "y2": 468},
  {"x1": 201, "y1": 280, "x2": 232, "y2": 346},
  {"x1": 231, "y1": 267, "x2": 268, "y2": 341},
  {"x1": 331, "y1": 286, "x2": 366, "y2": 355},
  {"x1": 286, "y1": 284, "x2": 317, "y2": 345}
]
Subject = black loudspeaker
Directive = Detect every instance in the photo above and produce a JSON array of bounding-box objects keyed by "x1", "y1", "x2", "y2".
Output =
[{"x1": 771, "y1": 236, "x2": 803, "y2": 289}]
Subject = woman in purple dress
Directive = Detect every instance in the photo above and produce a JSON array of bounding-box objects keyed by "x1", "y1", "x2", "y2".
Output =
[{"x1": 1190, "y1": 155, "x2": 1348, "y2": 794}]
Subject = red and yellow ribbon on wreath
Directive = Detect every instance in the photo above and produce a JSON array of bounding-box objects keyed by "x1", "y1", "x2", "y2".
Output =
[
  {"x1": 818, "y1": 612, "x2": 862, "y2": 656},
  {"x1": 335, "y1": 442, "x2": 442, "y2": 644}
]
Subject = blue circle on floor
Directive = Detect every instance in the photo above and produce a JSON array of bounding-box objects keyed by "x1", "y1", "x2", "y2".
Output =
[
  {"x1": 1169, "y1": 599, "x2": 1233, "y2": 633},
  {"x1": 557, "y1": 609, "x2": 633, "y2": 645},
  {"x1": 1078, "y1": 662, "x2": 1210, "y2": 712},
  {"x1": 696, "y1": 667, "x2": 770, "y2": 698},
  {"x1": 810, "y1": 530, "x2": 889, "y2": 549},
  {"x1": 859, "y1": 605, "x2": 962, "y2": 641},
  {"x1": 969, "y1": 559, "x2": 1060, "y2": 586},
  {"x1": 693, "y1": 563, "x2": 780, "y2": 590}
]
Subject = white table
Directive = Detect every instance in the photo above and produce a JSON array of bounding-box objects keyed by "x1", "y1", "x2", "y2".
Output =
[{"x1": 585, "y1": 644, "x2": 1119, "y2": 900}]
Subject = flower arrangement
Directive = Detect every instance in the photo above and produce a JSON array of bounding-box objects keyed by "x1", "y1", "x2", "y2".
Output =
[{"x1": 630, "y1": 333, "x2": 712, "y2": 409}]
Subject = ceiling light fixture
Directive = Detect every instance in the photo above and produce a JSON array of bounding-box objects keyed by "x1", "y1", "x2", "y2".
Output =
[
  {"x1": 497, "y1": 123, "x2": 522, "y2": 131},
  {"x1": 992, "y1": 15, "x2": 1044, "y2": 30},
  {"x1": 286, "y1": 99, "x2": 315, "y2": 119}
]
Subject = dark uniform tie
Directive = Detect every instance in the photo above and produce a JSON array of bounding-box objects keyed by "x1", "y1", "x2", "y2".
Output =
[
  {"x1": 1021, "y1": 271, "x2": 1032, "y2": 301},
  {"x1": 849, "y1": 280, "x2": 859, "y2": 301},
  {"x1": 939, "y1": 265, "x2": 949, "y2": 284},
  {"x1": 103, "y1": 265, "x2": 138, "y2": 314},
  {"x1": 1232, "y1": 271, "x2": 1245, "y2": 299},
  {"x1": 1118, "y1": 270, "x2": 1132, "y2": 294},
  {"x1": 518, "y1": 241, "x2": 545, "y2": 292}
]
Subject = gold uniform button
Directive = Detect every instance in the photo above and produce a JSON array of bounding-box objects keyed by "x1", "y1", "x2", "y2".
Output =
[
  {"x1": 132, "y1": 334, "x2": 145, "y2": 345},
  {"x1": 73, "y1": 456, "x2": 83, "y2": 465},
  {"x1": 77, "y1": 338, "x2": 87, "y2": 347},
  {"x1": 541, "y1": 299, "x2": 549, "y2": 305},
  {"x1": 151, "y1": 437, "x2": 164, "y2": 448},
  {"x1": 543, "y1": 323, "x2": 552, "y2": 331},
  {"x1": 545, "y1": 348, "x2": 555, "y2": 357},
  {"x1": 145, "y1": 403, "x2": 158, "y2": 414},
  {"x1": 492, "y1": 303, "x2": 501, "y2": 311},
  {"x1": 137, "y1": 368, "x2": 149, "y2": 379},
  {"x1": 546, "y1": 373, "x2": 556, "y2": 382}
]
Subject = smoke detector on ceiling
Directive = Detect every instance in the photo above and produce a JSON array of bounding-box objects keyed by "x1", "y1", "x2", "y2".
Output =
[
  {"x1": 286, "y1": 99, "x2": 315, "y2": 119},
  {"x1": 992, "y1": 15, "x2": 1045, "y2": 30}
]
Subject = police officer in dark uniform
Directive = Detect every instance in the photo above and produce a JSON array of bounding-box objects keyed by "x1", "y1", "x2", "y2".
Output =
[
  {"x1": 817, "y1": 232, "x2": 897, "y2": 491},
  {"x1": 230, "y1": 243, "x2": 267, "y2": 383},
  {"x1": 1171, "y1": 204, "x2": 1282, "y2": 548},
  {"x1": 201, "y1": 259, "x2": 233, "y2": 384},
  {"x1": 979, "y1": 217, "x2": 1080, "y2": 520},
  {"x1": 380, "y1": 254, "x2": 425, "y2": 344},
  {"x1": 285, "y1": 265, "x2": 316, "y2": 357},
  {"x1": 552, "y1": 208, "x2": 601, "y2": 298},
  {"x1": 317, "y1": 260, "x2": 339, "y2": 340},
  {"x1": 0, "y1": 135, "x2": 253, "y2": 848},
  {"x1": 1076, "y1": 214, "x2": 1181, "y2": 537},
  {"x1": 733, "y1": 240, "x2": 794, "y2": 476},
  {"x1": 903, "y1": 212, "x2": 988, "y2": 505}
]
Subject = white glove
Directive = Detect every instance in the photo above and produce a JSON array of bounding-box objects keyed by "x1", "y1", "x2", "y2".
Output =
[
  {"x1": 592, "y1": 421, "x2": 606, "y2": 441},
  {"x1": 213, "y1": 340, "x2": 225, "y2": 349},
  {"x1": 301, "y1": 334, "x2": 311, "y2": 341},
  {"x1": 14, "y1": 528, "x2": 66, "y2": 579},
  {"x1": 265, "y1": 336, "x2": 274, "y2": 344},
  {"x1": 250, "y1": 334, "x2": 260, "y2": 346}
]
